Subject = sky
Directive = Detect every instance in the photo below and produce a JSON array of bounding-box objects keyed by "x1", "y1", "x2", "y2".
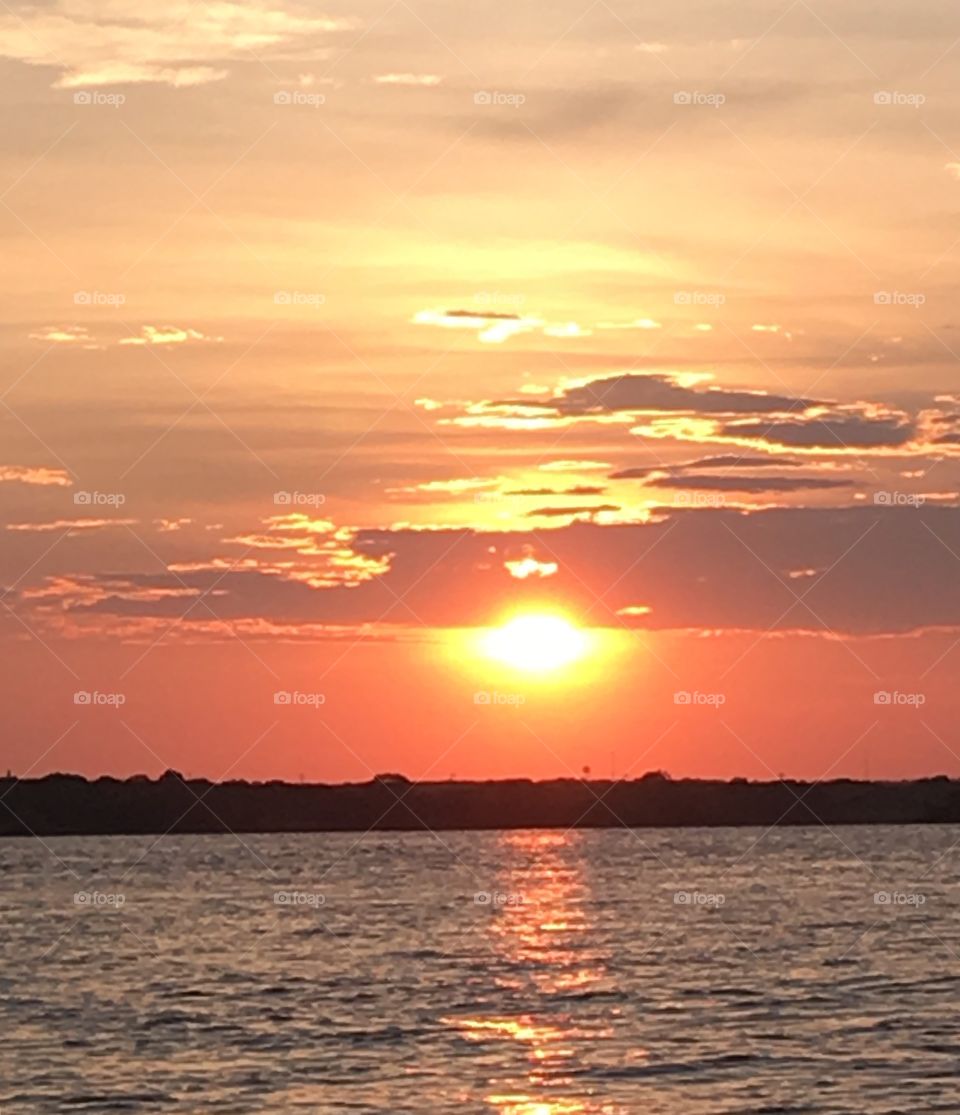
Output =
[{"x1": 3, "y1": 0, "x2": 960, "y2": 783}]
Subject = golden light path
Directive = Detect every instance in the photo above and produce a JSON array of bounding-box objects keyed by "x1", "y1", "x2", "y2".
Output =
[
  {"x1": 479, "y1": 614, "x2": 590, "y2": 674},
  {"x1": 444, "y1": 831, "x2": 631, "y2": 1115}
]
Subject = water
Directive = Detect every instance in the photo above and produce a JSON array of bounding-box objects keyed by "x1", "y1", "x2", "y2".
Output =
[{"x1": 2, "y1": 825, "x2": 958, "y2": 1113}]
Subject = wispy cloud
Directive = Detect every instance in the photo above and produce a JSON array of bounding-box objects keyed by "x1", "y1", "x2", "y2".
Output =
[{"x1": 0, "y1": 0, "x2": 355, "y2": 88}]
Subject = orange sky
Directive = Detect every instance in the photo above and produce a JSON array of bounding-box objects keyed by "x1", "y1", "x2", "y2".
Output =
[{"x1": 3, "y1": 0, "x2": 960, "y2": 781}]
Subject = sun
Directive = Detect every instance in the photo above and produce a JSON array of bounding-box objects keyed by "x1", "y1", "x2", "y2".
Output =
[{"x1": 480, "y1": 613, "x2": 589, "y2": 673}]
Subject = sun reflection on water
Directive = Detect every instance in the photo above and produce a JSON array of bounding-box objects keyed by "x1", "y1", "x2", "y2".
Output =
[{"x1": 445, "y1": 830, "x2": 629, "y2": 1115}]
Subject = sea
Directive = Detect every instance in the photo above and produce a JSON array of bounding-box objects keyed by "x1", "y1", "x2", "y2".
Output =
[{"x1": 1, "y1": 825, "x2": 958, "y2": 1113}]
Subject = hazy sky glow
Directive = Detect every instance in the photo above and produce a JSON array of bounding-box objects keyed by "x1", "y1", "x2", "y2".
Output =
[{"x1": 3, "y1": 0, "x2": 960, "y2": 781}]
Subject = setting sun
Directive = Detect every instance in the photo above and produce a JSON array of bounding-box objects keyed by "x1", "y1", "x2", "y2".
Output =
[{"x1": 480, "y1": 614, "x2": 589, "y2": 673}]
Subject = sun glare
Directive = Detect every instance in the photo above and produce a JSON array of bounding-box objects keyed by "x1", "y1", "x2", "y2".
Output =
[{"x1": 480, "y1": 614, "x2": 589, "y2": 673}]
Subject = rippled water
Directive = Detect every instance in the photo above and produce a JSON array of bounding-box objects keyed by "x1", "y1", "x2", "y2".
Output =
[{"x1": 2, "y1": 825, "x2": 959, "y2": 1113}]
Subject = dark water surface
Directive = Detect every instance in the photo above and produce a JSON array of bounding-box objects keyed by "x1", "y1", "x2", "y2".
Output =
[{"x1": 2, "y1": 826, "x2": 959, "y2": 1113}]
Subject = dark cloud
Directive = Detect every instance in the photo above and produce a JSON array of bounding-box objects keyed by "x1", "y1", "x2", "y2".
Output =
[
  {"x1": 722, "y1": 412, "x2": 914, "y2": 449},
  {"x1": 527, "y1": 504, "x2": 621, "y2": 518},
  {"x1": 647, "y1": 475, "x2": 854, "y2": 493},
  {"x1": 610, "y1": 455, "x2": 805, "y2": 478},
  {"x1": 442, "y1": 309, "x2": 521, "y2": 321},
  {"x1": 505, "y1": 485, "x2": 607, "y2": 496},
  {"x1": 61, "y1": 505, "x2": 960, "y2": 636},
  {"x1": 478, "y1": 373, "x2": 917, "y2": 452},
  {"x1": 509, "y1": 373, "x2": 819, "y2": 417},
  {"x1": 669, "y1": 454, "x2": 805, "y2": 470}
]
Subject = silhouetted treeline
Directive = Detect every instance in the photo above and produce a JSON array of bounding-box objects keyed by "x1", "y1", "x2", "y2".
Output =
[{"x1": 0, "y1": 770, "x2": 959, "y2": 835}]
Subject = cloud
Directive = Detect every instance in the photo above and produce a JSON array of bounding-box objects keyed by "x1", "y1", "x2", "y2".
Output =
[
  {"x1": 611, "y1": 454, "x2": 804, "y2": 477},
  {"x1": 646, "y1": 474, "x2": 854, "y2": 493},
  {"x1": 667, "y1": 454, "x2": 804, "y2": 471},
  {"x1": 119, "y1": 326, "x2": 224, "y2": 346},
  {"x1": 6, "y1": 518, "x2": 135, "y2": 532},
  {"x1": 0, "y1": 1, "x2": 354, "y2": 88},
  {"x1": 527, "y1": 504, "x2": 621, "y2": 518},
  {"x1": 504, "y1": 555, "x2": 558, "y2": 579},
  {"x1": 413, "y1": 308, "x2": 543, "y2": 344},
  {"x1": 542, "y1": 322, "x2": 593, "y2": 338},
  {"x1": 540, "y1": 460, "x2": 611, "y2": 472},
  {"x1": 28, "y1": 326, "x2": 99, "y2": 348},
  {"x1": 456, "y1": 373, "x2": 918, "y2": 454},
  {"x1": 413, "y1": 310, "x2": 594, "y2": 345},
  {"x1": 374, "y1": 73, "x2": 442, "y2": 86},
  {"x1": 597, "y1": 318, "x2": 662, "y2": 331},
  {"x1": 52, "y1": 506, "x2": 960, "y2": 637},
  {"x1": 0, "y1": 465, "x2": 72, "y2": 487},
  {"x1": 525, "y1": 372, "x2": 819, "y2": 417},
  {"x1": 505, "y1": 486, "x2": 607, "y2": 496},
  {"x1": 719, "y1": 408, "x2": 914, "y2": 450}
]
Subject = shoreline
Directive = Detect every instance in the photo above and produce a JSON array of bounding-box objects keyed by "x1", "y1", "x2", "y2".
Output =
[{"x1": 2, "y1": 772, "x2": 959, "y2": 836}]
